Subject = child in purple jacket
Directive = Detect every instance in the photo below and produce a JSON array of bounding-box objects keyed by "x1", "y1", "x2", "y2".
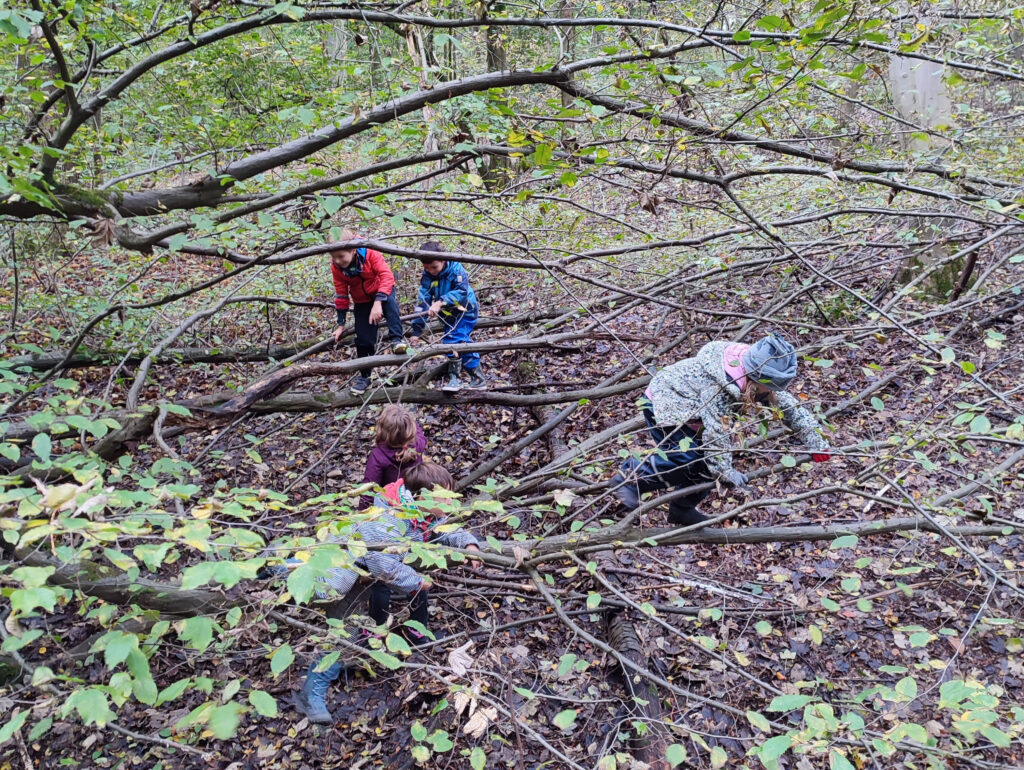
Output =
[{"x1": 360, "y1": 405, "x2": 426, "y2": 508}]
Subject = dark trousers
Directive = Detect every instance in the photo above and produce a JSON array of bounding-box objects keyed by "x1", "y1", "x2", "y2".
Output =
[
  {"x1": 623, "y1": 404, "x2": 712, "y2": 509},
  {"x1": 352, "y1": 292, "x2": 404, "y2": 377},
  {"x1": 367, "y1": 582, "x2": 429, "y2": 628}
]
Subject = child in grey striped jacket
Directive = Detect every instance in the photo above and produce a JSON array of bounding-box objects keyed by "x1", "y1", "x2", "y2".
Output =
[{"x1": 295, "y1": 461, "x2": 480, "y2": 723}]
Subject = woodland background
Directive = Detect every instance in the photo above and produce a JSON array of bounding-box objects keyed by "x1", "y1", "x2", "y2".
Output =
[{"x1": 1, "y1": 1, "x2": 1023, "y2": 768}]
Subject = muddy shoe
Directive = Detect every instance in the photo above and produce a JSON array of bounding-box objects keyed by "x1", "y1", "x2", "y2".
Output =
[
  {"x1": 392, "y1": 340, "x2": 409, "y2": 355},
  {"x1": 441, "y1": 359, "x2": 462, "y2": 393},
  {"x1": 667, "y1": 501, "x2": 709, "y2": 527},
  {"x1": 350, "y1": 375, "x2": 371, "y2": 395},
  {"x1": 610, "y1": 472, "x2": 641, "y2": 510},
  {"x1": 402, "y1": 626, "x2": 446, "y2": 647},
  {"x1": 465, "y1": 367, "x2": 485, "y2": 389}
]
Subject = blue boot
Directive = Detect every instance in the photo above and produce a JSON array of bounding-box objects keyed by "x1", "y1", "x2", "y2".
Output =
[{"x1": 295, "y1": 660, "x2": 341, "y2": 724}]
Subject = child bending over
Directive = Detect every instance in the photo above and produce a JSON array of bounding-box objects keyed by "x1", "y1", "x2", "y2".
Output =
[
  {"x1": 611, "y1": 334, "x2": 832, "y2": 526},
  {"x1": 294, "y1": 461, "x2": 480, "y2": 723}
]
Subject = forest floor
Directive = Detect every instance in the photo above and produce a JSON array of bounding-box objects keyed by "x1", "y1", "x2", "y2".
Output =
[{"x1": 4, "y1": 247, "x2": 1024, "y2": 769}]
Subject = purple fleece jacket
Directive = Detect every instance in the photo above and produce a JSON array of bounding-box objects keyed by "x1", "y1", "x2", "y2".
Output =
[{"x1": 359, "y1": 425, "x2": 427, "y2": 508}]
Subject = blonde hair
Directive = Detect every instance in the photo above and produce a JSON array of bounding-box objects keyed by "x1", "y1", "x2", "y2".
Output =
[
  {"x1": 375, "y1": 405, "x2": 419, "y2": 463},
  {"x1": 404, "y1": 461, "x2": 454, "y2": 493}
]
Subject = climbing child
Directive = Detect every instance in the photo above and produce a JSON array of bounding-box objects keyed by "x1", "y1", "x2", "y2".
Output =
[
  {"x1": 293, "y1": 461, "x2": 481, "y2": 723},
  {"x1": 407, "y1": 241, "x2": 485, "y2": 392},
  {"x1": 610, "y1": 333, "x2": 832, "y2": 526},
  {"x1": 329, "y1": 229, "x2": 408, "y2": 396},
  {"x1": 360, "y1": 404, "x2": 427, "y2": 508}
]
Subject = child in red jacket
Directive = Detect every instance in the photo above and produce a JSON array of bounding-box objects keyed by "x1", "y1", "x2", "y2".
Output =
[{"x1": 330, "y1": 229, "x2": 408, "y2": 395}]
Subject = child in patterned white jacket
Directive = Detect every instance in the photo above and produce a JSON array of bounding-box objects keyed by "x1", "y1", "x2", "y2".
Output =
[
  {"x1": 294, "y1": 461, "x2": 480, "y2": 723},
  {"x1": 611, "y1": 334, "x2": 831, "y2": 526}
]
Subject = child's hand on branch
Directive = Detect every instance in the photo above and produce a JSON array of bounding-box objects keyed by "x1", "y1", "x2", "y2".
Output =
[
  {"x1": 427, "y1": 300, "x2": 444, "y2": 318},
  {"x1": 333, "y1": 325, "x2": 345, "y2": 343},
  {"x1": 466, "y1": 543, "x2": 482, "y2": 570},
  {"x1": 408, "y1": 336, "x2": 420, "y2": 347},
  {"x1": 369, "y1": 300, "x2": 384, "y2": 325}
]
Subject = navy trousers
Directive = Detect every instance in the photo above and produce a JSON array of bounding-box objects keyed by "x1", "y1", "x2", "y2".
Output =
[
  {"x1": 352, "y1": 292, "x2": 404, "y2": 376},
  {"x1": 622, "y1": 404, "x2": 712, "y2": 508}
]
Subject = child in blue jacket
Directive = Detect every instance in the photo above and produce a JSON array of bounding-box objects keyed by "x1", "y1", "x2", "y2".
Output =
[{"x1": 407, "y1": 241, "x2": 485, "y2": 392}]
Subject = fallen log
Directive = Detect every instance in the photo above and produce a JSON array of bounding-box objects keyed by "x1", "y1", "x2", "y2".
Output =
[
  {"x1": 3, "y1": 308, "x2": 570, "y2": 372},
  {"x1": 596, "y1": 551, "x2": 672, "y2": 768}
]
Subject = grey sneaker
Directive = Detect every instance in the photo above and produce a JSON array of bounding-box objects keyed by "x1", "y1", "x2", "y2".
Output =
[
  {"x1": 392, "y1": 340, "x2": 409, "y2": 355},
  {"x1": 350, "y1": 375, "x2": 371, "y2": 395}
]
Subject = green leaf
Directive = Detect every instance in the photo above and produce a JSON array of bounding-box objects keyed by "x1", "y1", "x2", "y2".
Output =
[
  {"x1": 780, "y1": 454, "x2": 796, "y2": 468},
  {"x1": 552, "y1": 709, "x2": 578, "y2": 730},
  {"x1": 894, "y1": 676, "x2": 918, "y2": 701},
  {"x1": 871, "y1": 397, "x2": 885, "y2": 411},
  {"x1": 470, "y1": 747, "x2": 486, "y2": 770},
  {"x1": 321, "y1": 196, "x2": 343, "y2": 215},
  {"x1": 767, "y1": 694, "x2": 816, "y2": 712},
  {"x1": 411, "y1": 745, "x2": 430, "y2": 762},
  {"x1": 248, "y1": 690, "x2": 278, "y2": 718},
  {"x1": 969, "y1": 414, "x2": 991, "y2": 434},
  {"x1": 410, "y1": 721, "x2": 428, "y2": 741},
  {"x1": 980, "y1": 724, "x2": 1011, "y2": 748},
  {"x1": 178, "y1": 617, "x2": 214, "y2": 652},
  {"x1": 31, "y1": 433, "x2": 51, "y2": 463},
  {"x1": 287, "y1": 564, "x2": 317, "y2": 604},
  {"x1": 746, "y1": 710, "x2": 771, "y2": 731},
  {"x1": 830, "y1": 535, "x2": 858, "y2": 549},
  {"x1": 666, "y1": 743, "x2": 688, "y2": 767},
  {"x1": 270, "y1": 643, "x2": 294, "y2": 676},
  {"x1": 759, "y1": 733, "x2": 793, "y2": 762},
  {"x1": 10, "y1": 586, "x2": 59, "y2": 616},
  {"x1": 829, "y1": 749, "x2": 856, "y2": 770},
  {"x1": 586, "y1": 592, "x2": 602, "y2": 610},
  {"x1": 0, "y1": 709, "x2": 29, "y2": 745},
  {"x1": 64, "y1": 688, "x2": 115, "y2": 726},
  {"x1": 156, "y1": 678, "x2": 191, "y2": 706},
  {"x1": 368, "y1": 648, "x2": 404, "y2": 670},
  {"x1": 710, "y1": 746, "x2": 727, "y2": 768},
  {"x1": 733, "y1": 29, "x2": 752, "y2": 41},
  {"x1": 207, "y1": 702, "x2": 243, "y2": 739},
  {"x1": 755, "y1": 620, "x2": 772, "y2": 636},
  {"x1": 99, "y1": 631, "x2": 138, "y2": 668}
]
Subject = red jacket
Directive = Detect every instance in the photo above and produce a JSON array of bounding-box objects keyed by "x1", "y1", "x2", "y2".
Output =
[{"x1": 331, "y1": 246, "x2": 396, "y2": 310}]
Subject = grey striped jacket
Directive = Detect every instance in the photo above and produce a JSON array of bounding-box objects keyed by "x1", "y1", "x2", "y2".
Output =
[{"x1": 315, "y1": 508, "x2": 479, "y2": 598}]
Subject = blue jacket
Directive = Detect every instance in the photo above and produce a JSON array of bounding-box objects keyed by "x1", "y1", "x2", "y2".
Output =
[{"x1": 410, "y1": 261, "x2": 478, "y2": 336}]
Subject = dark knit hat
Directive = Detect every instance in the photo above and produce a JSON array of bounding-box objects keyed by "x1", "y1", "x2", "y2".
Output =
[{"x1": 742, "y1": 334, "x2": 798, "y2": 391}]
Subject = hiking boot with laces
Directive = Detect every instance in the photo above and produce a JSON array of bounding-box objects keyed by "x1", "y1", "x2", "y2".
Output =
[{"x1": 294, "y1": 660, "x2": 342, "y2": 724}]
